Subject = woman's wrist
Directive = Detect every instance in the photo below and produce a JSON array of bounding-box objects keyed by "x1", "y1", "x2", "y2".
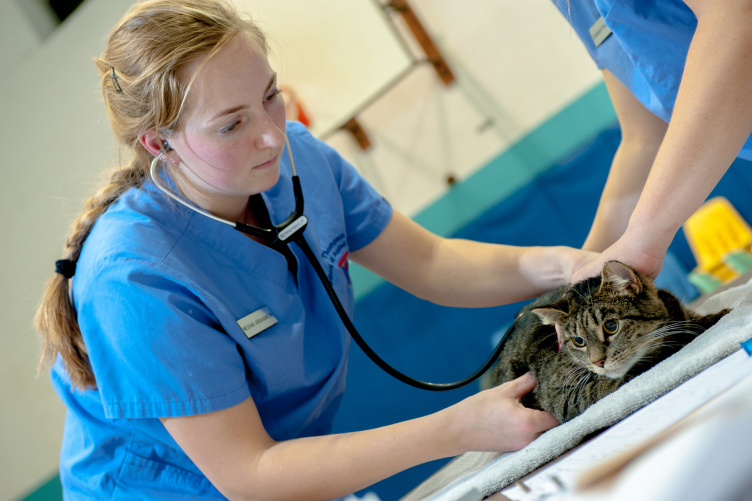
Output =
[
  {"x1": 430, "y1": 405, "x2": 470, "y2": 457},
  {"x1": 518, "y1": 246, "x2": 561, "y2": 292},
  {"x1": 623, "y1": 214, "x2": 676, "y2": 258}
]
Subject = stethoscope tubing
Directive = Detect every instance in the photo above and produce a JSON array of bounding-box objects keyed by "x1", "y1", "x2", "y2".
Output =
[
  {"x1": 149, "y1": 139, "x2": 515, "y2": 391},
  {"x1": 294, "y1": 233, "x2": 515, "y2": 390}
]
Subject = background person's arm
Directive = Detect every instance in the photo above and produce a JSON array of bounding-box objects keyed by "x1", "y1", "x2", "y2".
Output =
[
  {"x1": 573, "y1": 0, "x2": 752, "y2": 281},
  {"x1": 582, "y1": 70, "x2": 668, "y2": 253}
]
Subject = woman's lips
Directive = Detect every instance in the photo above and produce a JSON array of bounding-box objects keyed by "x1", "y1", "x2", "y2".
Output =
[{"x1": 254, "y1": 154, "x2": 278, "y2": 170}]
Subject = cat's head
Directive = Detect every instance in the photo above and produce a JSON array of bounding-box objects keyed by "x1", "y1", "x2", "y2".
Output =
[{"x1": 531, "y1": 261, "x2": 672, "y2": 379}]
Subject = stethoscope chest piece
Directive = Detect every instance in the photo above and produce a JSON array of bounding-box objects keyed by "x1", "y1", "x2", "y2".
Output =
[{"x1": 234, "y1": 214, "x2": 308, "y2": 243}]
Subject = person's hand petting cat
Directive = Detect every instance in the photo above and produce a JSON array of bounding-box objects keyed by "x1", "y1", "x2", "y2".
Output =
[
  {"x1": 446, "y1": 373, "x2": 559, "y2": 453},
  {"x1": 572, "y1": 223, "x2": 668, "y2": 283}
]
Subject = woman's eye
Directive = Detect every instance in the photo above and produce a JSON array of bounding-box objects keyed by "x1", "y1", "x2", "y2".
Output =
[
  {"x1": 266, "y1": 89, "x2": 282, "y2": 102},
  {"x1": 571, "y1": 336, "x2": 587, "y2": 348},
  {"x1": 219, "y1": 121, "x2": 240, "y2": 134},
  {"x1": 603, "y1": 319, "x2": 619, "y2": 335}
]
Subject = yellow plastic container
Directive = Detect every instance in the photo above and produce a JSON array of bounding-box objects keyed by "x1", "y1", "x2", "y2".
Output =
[{"x1": 683, "y1": 197, "x2": 752, "y2": 283}]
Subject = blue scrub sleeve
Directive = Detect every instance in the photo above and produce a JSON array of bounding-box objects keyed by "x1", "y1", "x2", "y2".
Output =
[
  {"x1": 287, "y1": 122, "x2": 393, "y2": 252},
  {"x1": 336, "y1": 151, "x2": 393, "y2": 252},
  {"x1": 77, "y1": 259, "x2": 251, "y2": 420}
]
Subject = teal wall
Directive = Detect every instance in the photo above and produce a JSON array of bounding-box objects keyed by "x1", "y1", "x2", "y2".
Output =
[{"x1": 19, "y1": 476, "x2": 62, "y2": 501}]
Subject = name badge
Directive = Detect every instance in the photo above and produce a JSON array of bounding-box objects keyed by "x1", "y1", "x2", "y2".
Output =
[
  {"x1": 237, "y1": 307, "x2": 278, "y2": 339},
  {"x1": 589, "y1": 16, "x2": 612, "y2": 48}
]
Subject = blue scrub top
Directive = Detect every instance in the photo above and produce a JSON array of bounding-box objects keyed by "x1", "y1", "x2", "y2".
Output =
[
  {"x1": 51, "y1": 121, "x2": 393, "y2": 499},
  {"x1": 554, "y1": 0, "x2": 752, "y2": 160}
]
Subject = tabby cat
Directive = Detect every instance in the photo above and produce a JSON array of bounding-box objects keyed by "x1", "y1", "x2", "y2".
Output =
[{"x1": 488, "y1": 261, "x2": 730, "y2": 423}]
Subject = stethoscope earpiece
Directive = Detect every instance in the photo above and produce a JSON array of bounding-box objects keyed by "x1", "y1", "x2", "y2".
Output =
[{"x1": 162, "y1": 140, "x2": 171, "y2": 152}]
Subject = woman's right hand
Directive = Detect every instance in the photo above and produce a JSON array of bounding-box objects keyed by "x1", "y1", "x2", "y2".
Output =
[
  {"x1": 160, "y1": 373, "x2": 557, "y2": 500},
  {"x1": 446, "y1": 373, "x2": 559, "y2": 453}
]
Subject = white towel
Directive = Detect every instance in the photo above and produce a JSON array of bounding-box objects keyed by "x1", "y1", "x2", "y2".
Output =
[{"x1": 402, "y1": 277, "x2": 752, "y2": 501}]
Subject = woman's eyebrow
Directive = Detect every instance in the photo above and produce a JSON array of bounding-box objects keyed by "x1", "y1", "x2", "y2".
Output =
[{"x1": 207, "y1": 73, "x2": 277, "y2": 123}]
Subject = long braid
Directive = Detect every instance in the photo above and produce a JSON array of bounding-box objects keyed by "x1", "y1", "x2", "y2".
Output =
[{"x1": 35, "y1": 162, "x2": 146, "y2": 388}]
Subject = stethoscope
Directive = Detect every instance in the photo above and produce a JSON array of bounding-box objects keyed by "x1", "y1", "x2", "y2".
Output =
[{"x1": 150, "y1": 138, "x2": 516, "y2": 391}]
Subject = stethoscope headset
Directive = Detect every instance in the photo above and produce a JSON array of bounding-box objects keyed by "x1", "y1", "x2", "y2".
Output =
[{"x1": 151, "y1": 137, "x2": 517, "y2": 391}]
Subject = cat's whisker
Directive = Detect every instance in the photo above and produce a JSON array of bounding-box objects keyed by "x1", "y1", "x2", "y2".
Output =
[
  {"x1": 564, "y1": 359, "x2": 587, "y2": 381},
  {"x1": 652, "y1": 324, "x2": 704, "y2": 335},
  {"x1": 654, "y1": 320, "x2": 706, "y2": 333},
  {"x1": 564, "y1": 375, "x2": 583, "y2": 409},
  {"x1": 570, "y1": 371, "x2": 593, "y2": 412},
  {"x1": 642, "y1": 321, "x2": 704, "y2": 339},
  {"x1": 636, "y1": 328, "x2": 700, "y2": 349},
  {"x1": 560, "y1": 365, "x2": 580, "y2": 390},
  {"x1": 559, "y1": 365, "x2": 578, "y2": 387},
  {"x1": 562, "y1": 366, "x2": 584, "y2": 389},
  {"x1": 611, "y1": 326, "x2": 698, "y2": 373},
  {"x1": 575, "y1": 370, "x2": 590, "y2": 393}
]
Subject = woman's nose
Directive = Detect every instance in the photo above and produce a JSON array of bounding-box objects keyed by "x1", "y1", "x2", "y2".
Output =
[{"x1": 255, "y1": 115, "x2": 284, "y2": 149}]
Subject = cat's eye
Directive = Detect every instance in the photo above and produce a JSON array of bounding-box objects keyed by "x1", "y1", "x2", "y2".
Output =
[
  {"x1": 603, "y1": 319, "x2": 619, "y2": 335},
  {"x1": 571, "y1": 336, "x2": 587, "y2": 348}
]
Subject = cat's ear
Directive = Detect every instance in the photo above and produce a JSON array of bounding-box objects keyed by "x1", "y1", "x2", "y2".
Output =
[
  {"x1": 532, "y1": 300, "x2": 568, "y2": 326},
  {"x1": 600, "y1": 261, "x2": 642, "y2": 295}
]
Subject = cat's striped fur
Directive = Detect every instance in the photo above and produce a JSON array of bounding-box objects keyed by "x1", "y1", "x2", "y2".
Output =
[{"x1": 488, "y1": 261, "x2": 730, "y2": 423}]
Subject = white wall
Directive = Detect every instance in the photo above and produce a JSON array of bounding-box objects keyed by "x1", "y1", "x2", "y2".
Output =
[
  {"x1": 0, "y1": 0, "x2": 599, "y2": 498},
  {"x1": 0, "y1": 0, "x2": 45, "y2": 76}
]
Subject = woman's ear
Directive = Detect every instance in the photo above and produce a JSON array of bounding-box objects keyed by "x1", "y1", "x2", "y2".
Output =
[
  {"x1": 138, "y1": 129, "x2": 163, "y2": 157},
  {"x1": 139, "y1": 130, "x2": 179, "y2": 164}
]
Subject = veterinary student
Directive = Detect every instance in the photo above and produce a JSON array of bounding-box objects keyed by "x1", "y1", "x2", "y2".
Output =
[
  {"x1": 552, "y1": 0, "x2": 752, "y2": 282},
  {"x1": 35, "y1": 1, "x2": 595, "y2": 499}
]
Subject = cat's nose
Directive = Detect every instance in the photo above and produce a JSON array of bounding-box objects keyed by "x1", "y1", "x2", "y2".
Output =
[{"x1": 592, "y1": 358, "x2": 606, "y2": 367}]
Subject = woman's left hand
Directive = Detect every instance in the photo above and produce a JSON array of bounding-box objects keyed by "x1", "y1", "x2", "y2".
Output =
[{"x1": 520, "y1": 246, "x2": 599, "y2": 291}]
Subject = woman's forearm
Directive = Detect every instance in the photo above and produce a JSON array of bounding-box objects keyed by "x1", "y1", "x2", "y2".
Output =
[
  {"x1": 583, "y1": 138, "x2": 660, "y2": 252},
  {"x1": 165, "y1": 378, "x2": 558, "y2": 501},
  {"x1": 247, "y1": 411, "x2": 455, "y2": 501},
  {"x1": 352, "y1": 212, "x2": 594, "y2": 308},
  {"x1": 425, "y1": 241, "x2": 591, "y2": 307},
  {"x1": 627, "y1": 4, "x2": 752, "y2": 247},
  {"x1": 582, "y1": 70, "x2": 668, "y2": 253}
]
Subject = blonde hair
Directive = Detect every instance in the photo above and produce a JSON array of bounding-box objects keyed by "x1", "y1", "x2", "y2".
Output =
[{"x1": 34, "y1": 0, "x2": 268, "y2": 389}]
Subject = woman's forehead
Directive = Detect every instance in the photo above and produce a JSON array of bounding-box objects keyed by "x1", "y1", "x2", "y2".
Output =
[{"x1": 179, "y1": 35, "x2": 273, "y2": 121}]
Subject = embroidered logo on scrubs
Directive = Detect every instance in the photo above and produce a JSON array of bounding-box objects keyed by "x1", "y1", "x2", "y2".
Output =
[
  {"x1": 321, "y1": 233, "x2": 350, "y2": 284},
  {"x1": 237, "y1": 307, "x2": 278, "y2": 339}
]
